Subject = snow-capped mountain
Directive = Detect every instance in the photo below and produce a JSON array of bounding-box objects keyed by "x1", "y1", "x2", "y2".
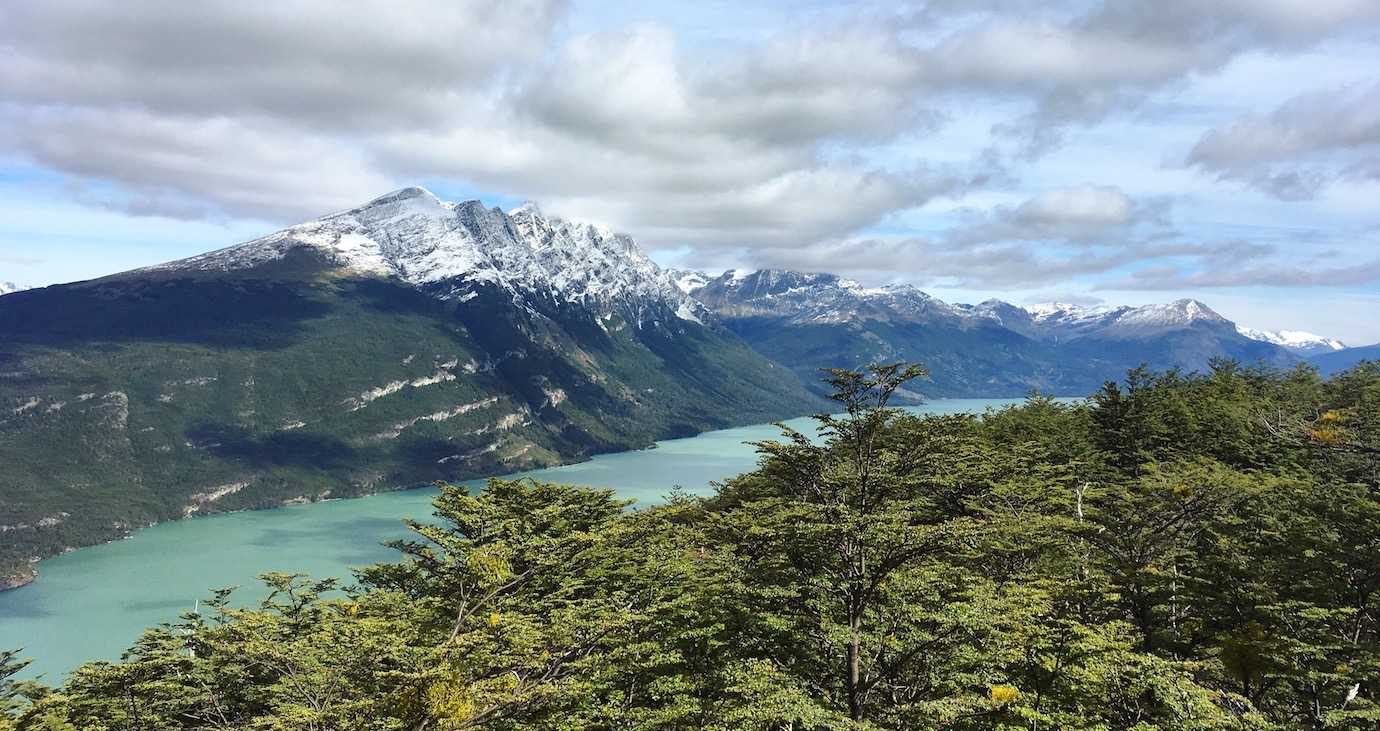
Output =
[
  {"x1": 667, "y1": 268, "x2": 711, "y2": 295},
  {"x1": 147, "y1": 187, "x2": 707, "y2": 325},
  {"x1": 685, "y1": 268, "x2": 1299, "y2": 398},
  {"x1": 688, "y1": 269, "x2": 1239, "y2": 341},
  {"x1": 1236, "y1": 326, "x2": 1346, "y2": 356},
  {"x1": 1014, "y1": 299, "x2": 1232, "y2": 341},
  {"x1": 0, "y1": 191, "x2": 821, "y2": 579},
  {"x1": 691, "y1": 269, "x2": 962, "y2": 326},
  {"x1": 0, "y1": 282, "x2": 27, "y2": 296}
]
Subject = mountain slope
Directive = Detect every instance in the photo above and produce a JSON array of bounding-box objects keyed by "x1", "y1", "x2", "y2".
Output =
[
  {"x1": 688, "y1": 270, "x2": 1082, "y2": 399},
  {"x1": 1309, "y1": 343, "x2": 1380, "y2": 376},
  {"x1": 686, "y1": 269, "x2": 1300, "y2": 399},
  {"x1": 0, "y1": 191, "x2": 820, "y2": 588}
]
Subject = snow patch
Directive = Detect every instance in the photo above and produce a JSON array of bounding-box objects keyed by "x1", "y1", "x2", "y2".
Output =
[
  {"x1": 676, "y1": 301, "x2": 703, "y2": 324},
  {"x1": 1237, "y1": 325, "x2": 1345, "y2": 353}
]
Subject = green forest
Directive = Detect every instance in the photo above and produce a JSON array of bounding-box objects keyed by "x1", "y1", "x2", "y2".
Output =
[{"x1": 4, "y1": 360, "x2": 1378, "y2": 730}]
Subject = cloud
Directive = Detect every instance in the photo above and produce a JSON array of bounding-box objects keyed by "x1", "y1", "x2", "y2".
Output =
[
  {"x1": 0, "y1": 0, "x2": 565, "y2": 132},
  {"x1": 1104, "y1": 257, "x2": 1380, "y2": 290},
  {"x1": 943, "y1": 185, "x2": 1170, "y2": 246},
  {"x1": 1016, "y1": 187, "x2": 1136, "y2": 227},
  {"x1": 1185, "y1": 81, "x2": 1380, "y2": 199},
  {"x1": 1023, "y1": 292, "x2": 1105, "y2": 307},
  {"x1": 3, "y1": 108, "x2": 392, "y2": 220},
  {"x1": 0, "y1": 0, "x2": 1377, "y2": 273},
  {"x1": 379, "y1": 25, "x2": 1002, "y2": 248},
  {"x1": 696, "y1": 181, "x2": 1372, "y2": 293},
  {"x1": 921, "y1": 0, "x2": 1380, "y2": 154},
  {"x1": 705, "y1": 188, "x2": 1269, "y2": 289}
]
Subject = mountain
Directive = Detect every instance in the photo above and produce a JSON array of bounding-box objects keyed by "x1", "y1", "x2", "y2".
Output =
[
  {"x1": 683, "y1": 269, "x2": 1300, "y2": 400},
  {"x1": 0, "y1": 282, "x2": 27, "y2": 296},
  {"x1": 1309, "y1": 343, "x2": 1380, "y2": 376},
  {"x1": 667, "y1": 268, "x2": 712, "y2": 295},
  {"x1": 687, "y1": 269, "x2": 1079, "y2": 399},
  {"x1": 0, "y1": 189, "x2": 820, "y2": 589},
  {"x1": 1236, "y1": 325, "x2": 1346, "y2": 356}
]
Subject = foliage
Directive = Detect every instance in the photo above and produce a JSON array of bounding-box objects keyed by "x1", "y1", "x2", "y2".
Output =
[
  {"x1": 0, "y1": 270, "x2": 822, "y2": 579},
  {"x1": 5, "y1": 359, "x2": 1379, "y2": 729}
]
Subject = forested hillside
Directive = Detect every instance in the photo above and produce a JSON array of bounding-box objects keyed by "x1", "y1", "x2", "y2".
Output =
[
  {"x1": 0, "y1": 190, "x2": 821, "y2": 589},
  {"x1": 4, "y1": 360, "x2": 1378, "y2": 729}
]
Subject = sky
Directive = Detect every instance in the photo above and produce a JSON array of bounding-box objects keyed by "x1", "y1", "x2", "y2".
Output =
[{"x1": 1, "y1": 0, "x2": 1378, "y2": 343}]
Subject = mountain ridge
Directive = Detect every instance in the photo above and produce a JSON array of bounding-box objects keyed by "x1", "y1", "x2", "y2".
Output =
[
  {"x1": 675, "y1": 267, "x2": 1305, "y2": 399},
  {"x1": 5, "y1": 195, "x2": 1369, "y2": 590},
  {"x1": 1309, "y1": 342, "x2": 1380, "y2": 376},
  {"x1": 1235, "y1": 325, "x2": 1346, "y2": 355},
  {"x1": 138, "y1": 187, "x2": 710, "y2": 326},
  {"x1": 0, "y1": 193, "x2": 821, "y2": 590},
  {"x1": 674, "y1": 267, "x2": 1348, "y2": 350}
]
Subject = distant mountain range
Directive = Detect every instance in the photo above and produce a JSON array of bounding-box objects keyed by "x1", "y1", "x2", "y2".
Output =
[
  {"x1": 2, "y1": 188, "x2": 1374, "y2": 589},
  {"x1": 1309, "y1": 343, "x2": 1380, "y2": 376},
  {"x1": 0, "y1": 282, "x2": 28, "y2": 296},
  {"x1": 671, "y1": 268, "x2": 1366, "y2": 400},
  {"x1": 1233, "y1": 326, "x2": 1345, "y2": 356}
]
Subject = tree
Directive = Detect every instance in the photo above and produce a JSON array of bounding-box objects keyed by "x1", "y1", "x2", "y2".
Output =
[{"x1": 712, "y1": 363, "x2": 998, "y2": 723}]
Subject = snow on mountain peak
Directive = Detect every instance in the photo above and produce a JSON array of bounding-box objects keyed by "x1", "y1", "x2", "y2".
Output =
[
  {"x1": 1026, "y1": 302, "x2": 1104, "y2": 320},
  {"x1": 143, "y1": 188, "x2": 705, "y2": 324},
  {"x1": 512, "y1": 200, "x2": 543, "y2": 217},
  {"x1": 1236, "y1": 325, "x2": 1345, "y2": 354},
  {"x1": 0, "y1": 282, "x2": 27, "y2": 296},
  {"x1": 688, "y1": 269, "x2": 1334, "y2": 352},
  {"x1": 1116, "y1": 298, "x2": 1228, "y2": 328},
  {"x1": 691, "y1": 268, "x2": 956, "y2": 325},
  {"x1": 667, "y1": 269, "x2": 711, "y2": 295}
]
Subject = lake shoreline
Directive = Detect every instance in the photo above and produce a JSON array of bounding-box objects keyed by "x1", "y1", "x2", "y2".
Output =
[
  {"x1": 1, "y1": 565, "x2": 35, "y2": 592},
  {"x1": 0, "y1": 407, "x2": 806, "y2": 594},
  {"x1": 1, "y1": 397, "x2": 1065, "y2": 680},
  {"x1": 2, "y1": 395, "x2": 1087, "y2": 594}
]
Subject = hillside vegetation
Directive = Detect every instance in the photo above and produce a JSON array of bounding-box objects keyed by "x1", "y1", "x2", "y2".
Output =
[
  {"x1": 4, "y1": 360, "x2": 1379, "y2": 729},
  {"x1": 0, "y1": 264, "x2": 819, "y2": 587}
]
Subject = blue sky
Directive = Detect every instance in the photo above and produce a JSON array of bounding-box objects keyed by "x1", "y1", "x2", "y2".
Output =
[{"x1": 2, "y1": 0, "x2": 1378, "y2": 342}]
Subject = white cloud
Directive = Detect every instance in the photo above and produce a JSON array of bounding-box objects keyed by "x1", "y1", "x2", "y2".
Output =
[
  {"x1": 0, "y1": 0, "x2": 564, "y2": 132},
  {"x1": 1015, "y1": 186, "x2": 1136, "y2": 227},
  {"x1": 4, "y1": 109, "x2": 393, "y2": 220},
  {"x1": 0, "y1": 0, "x2": 1376, "y2": 311},
  {"x1": 1186, "y1": 81, "x2": 1380, "y2": 199}
]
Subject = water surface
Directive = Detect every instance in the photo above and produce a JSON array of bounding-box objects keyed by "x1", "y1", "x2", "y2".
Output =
[{"x1": 0, "y1": 398, "x2": 1045, "y2": 679}]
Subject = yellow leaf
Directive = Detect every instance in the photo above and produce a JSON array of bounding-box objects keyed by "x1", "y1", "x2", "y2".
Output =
[{"x1": 990, "y1": 684, "x2": 1021, "y2": 704}]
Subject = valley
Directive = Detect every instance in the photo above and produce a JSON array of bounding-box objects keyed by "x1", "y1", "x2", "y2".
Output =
[{"x1": 2, "y1": 188, "x2": 1374, "y2": 596}]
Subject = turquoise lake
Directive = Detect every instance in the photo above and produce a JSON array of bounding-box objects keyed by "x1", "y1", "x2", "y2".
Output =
[{"x1": 0, "y1": 398, "x2": 1052, "y2": 680}]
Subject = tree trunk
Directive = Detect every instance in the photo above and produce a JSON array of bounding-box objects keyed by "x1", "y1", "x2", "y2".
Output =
[{"x1": 847, "y1": 611, "x2": 862, "y2": 720}]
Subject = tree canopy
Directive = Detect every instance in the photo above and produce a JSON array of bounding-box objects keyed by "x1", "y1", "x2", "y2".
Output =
[{"x1": 4, "y1": 360, "x2": 1379, "y2": 729}]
